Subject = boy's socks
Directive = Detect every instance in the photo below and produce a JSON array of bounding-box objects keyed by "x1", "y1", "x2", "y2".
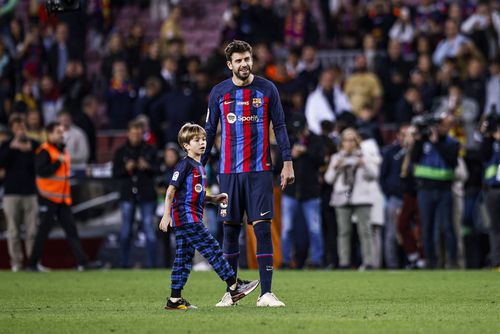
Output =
[
  {"x1": 223, "y1": 224, "x2": 241, "y2": 276},
  {"x1": 225, "y1": 276, "x2": 237, "y2": 290},
  {"x1": 253, "y1": 222, "x2": 273, "y2": 296},
  {"x1": 171, "y1": 289, "x2": 182, "y2": 298}
]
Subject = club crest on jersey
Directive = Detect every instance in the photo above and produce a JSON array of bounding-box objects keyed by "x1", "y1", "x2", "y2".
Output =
[
  {"x1": 195, "y1": 184, "x2": 203, "y2": 193},
  {"x1": 252, "y1": 97, "x2": 263, "y2": 108},
  {"x1": 227, "y1": 112, "x2": 236, "y2": 124},
  {"x1": 220, "y1": 209, "x2": 227, "y2": 217}
]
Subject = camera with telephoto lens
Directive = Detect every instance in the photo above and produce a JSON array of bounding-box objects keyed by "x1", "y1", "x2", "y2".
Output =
[
  {"x1": 45, "y1": 0, "x2": 80, "y2": 14},
  {"x1": 411, "y1": 112, "x2": 445, "y2": 137}
]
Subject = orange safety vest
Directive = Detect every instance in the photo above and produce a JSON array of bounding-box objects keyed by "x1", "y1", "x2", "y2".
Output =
[{"x1": 35, "y1": 142, "x2": 72, "y2": 205}]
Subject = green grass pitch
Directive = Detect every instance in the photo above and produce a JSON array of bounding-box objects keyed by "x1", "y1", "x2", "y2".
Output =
[{"x1": 1, "y1": 270, "x2": 499, "y2": 333}]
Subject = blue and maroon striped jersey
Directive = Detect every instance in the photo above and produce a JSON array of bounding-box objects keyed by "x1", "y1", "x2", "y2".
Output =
[
  {"x1": 203, "y1": 76, "x2": 292, "y2": 174},
  {"x1": 169, "y1": 157, "x2": 206, "y2": 227}
]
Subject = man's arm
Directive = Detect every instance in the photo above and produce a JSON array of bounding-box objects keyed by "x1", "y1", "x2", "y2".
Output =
[
  {"x1": 202, "y1": 89, "x2": 221, "y2": 166},
  {"x1": 434, "y1": 138, "x2": 459, "y2": 169},
  {"x1": 35, "y1": 149, "x2": 62, "y2": 177},
  {"x1": 268, "y1": 83, "x2": 294, "y2": 189}
]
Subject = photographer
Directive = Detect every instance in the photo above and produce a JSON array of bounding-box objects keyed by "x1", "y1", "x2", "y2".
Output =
[
  {"x1": 280, "y1": 113, "x2": 325, "y2": 268},
  {"x1": 411, "y1": 113, "x2": 460, "y2": 268},
  {"x1": 480, "y1": 110, "x2": 500, "y2": 271},
  {"x1": 112, "y1": 120, "x2": 158, "y2": 268},
  {"x1": 325, "y1": 128, "x2": 378, "y2": 269},
  {"x1": 0, "y1": 115, "x2": 39, "y2": 272}
]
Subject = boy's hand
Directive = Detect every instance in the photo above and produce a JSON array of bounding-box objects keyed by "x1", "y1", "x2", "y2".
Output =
[
  {"x1": 213, "y1": 193, "x2": 228, "y2": 205},
  {"x1": 159, "y1": 215, "x2": 171, "y2": 232}
]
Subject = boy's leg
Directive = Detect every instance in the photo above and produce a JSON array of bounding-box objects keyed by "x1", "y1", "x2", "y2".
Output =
[{"x1": 170, "y1": 226, "x2": 195, "y2": 297}]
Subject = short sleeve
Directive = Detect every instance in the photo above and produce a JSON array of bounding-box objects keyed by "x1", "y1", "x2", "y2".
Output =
[{"x1": 169, "y1": 159, "x2": 191, "y2": 189}]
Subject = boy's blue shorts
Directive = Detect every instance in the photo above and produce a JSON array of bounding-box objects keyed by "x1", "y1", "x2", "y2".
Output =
[{"x1": 218, "y1": 171, "x2": 274, "y2": 224}]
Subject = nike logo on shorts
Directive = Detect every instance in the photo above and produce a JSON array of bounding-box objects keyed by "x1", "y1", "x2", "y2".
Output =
[{"x1": 260, "y1": 211, "x2": 271, "y2": 216}]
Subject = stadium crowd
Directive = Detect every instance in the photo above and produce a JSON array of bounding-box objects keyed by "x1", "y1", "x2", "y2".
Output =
[{"x1": 0, "y1": 0, "x2": 499, "y2": 271}]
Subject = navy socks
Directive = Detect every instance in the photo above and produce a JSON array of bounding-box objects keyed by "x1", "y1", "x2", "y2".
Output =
[{"x1": 253, "y1": 222, "x2": 273, "y2": 295}]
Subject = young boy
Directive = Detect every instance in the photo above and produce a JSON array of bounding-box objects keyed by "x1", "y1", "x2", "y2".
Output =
[{"x1": 159, "y1": 123, "x2": 259, "y2": 310}]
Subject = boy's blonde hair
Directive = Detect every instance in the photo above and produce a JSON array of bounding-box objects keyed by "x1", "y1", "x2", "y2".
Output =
[{"x1": 178, "y1": 123, "x2": 206, "y2": 151}]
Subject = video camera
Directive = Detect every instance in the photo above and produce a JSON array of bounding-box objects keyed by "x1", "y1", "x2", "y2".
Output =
[
  {"x1": 45, "y1": 0, "x2": 80, "y2": 14},
  {"x1": 411, "y1": 112, "x2": 445, "y2": 137}
]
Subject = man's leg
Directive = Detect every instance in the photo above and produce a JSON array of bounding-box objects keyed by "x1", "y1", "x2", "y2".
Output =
[
  {"x1": 3, "y1": 196, "x2": 23, "y2": 269},
  {"x1": 485, "y1": 189, "x2": 500, "y2": 268},
  {"x1": 252, "y1": 220, "x2": 274, "y2": 295},
  {"x1": 27, "y1": 202, "x2": 56, "y2": 268},
  {"x1": 24, "y1": 195, "x2": 39, "y2": 259},
  {"x1": 119, "y1": 201, "x2": 134, "y2": 268},
  {"x1": 280, "y1": 194, "x2": 298, "y2": 267},
  {"x1": 222, "y1": 223, "x2": 241, "y2": 276},
  {"x1": 58, "y1": 205, "x2": 88, "y2": 266},
  {"x1": 385, "y1": 196, "x2": 402, "y2": 269},
  {"x1": 436, "y1": 190, "x2": 457, "y2": 267},
  {"x1": 302, "y1": 197, "x2": 324, "y2": 266},
  {"x1": 140, "y1": 201, "x2": 157, "y2": 268},
  {"x1": 417, "y1": 190, "x2": 437, "y2": 268}
]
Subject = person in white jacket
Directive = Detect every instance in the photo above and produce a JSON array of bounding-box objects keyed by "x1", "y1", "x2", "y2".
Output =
[
  {"x1": 324, "y1": 128, "x2": 378, "y2": 269},
  {"x1": 305, "y1": 68, "x2": 352, "y2": 135}
]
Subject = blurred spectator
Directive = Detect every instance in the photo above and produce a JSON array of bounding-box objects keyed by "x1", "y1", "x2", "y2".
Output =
[
  {"x1": 344, "y1": 55, "x2": 383, "y2": 116},
  {"x1": 432, "y1": 19, "x2": 471, "y2": 67},
  {"x1": 389, "y1": 7, "x2": 415, "y2": 58},
  {"x1": 452, "y1": 156, "x2": 468, "y2": 268},
  {"x1": 14, "y1": 80, "x2": 37, "y2": 114},
  {"x1": 434, "y1": 83, "x2": 479, "y2": 150},
  {"x1": 160, "y1": 55, "x2": 178, "y2": 93},
  {"x1": 380, "y1": 125, "x2": 408, "y2": 268},
  {"x1": 27, "y1": 122, "x2": 88, "y2": 271},
  {"x1": 159, "y1": 5, "x2": 183, "y2": 46},
  {"x1": 106, "y1": 60, "x2": 136, "y2": 129},
  {"x1": 252, "y1": 0, "x2": 283, "y2": 45},
  {"x1": 0, "y1": 115, "x2": 39, "y2": 272},
  {"x1": 73, "y1": 96, "x2": 98, "y2": 163},
  {"x1": 284, "y1": 0, "x2": 319, "y2": 48},
  {"x1": 484, "y1": 57, "x2": 500, "y2": 115},
  {"x1": 362, "y1": 34, "x2": 378, "y2": 71},
  {"x1": 461, "y1": 2, "x2": 500, "y2": 60},
  {"x1": 57, "y1": 110, "x2": 89, "y2": 170},
  {"x1": 296, "y1": 45, "x2": 322, "y2": 94},
  {"x1": 411, "y1": 116, "x2": 459, "y2": 268},
  {"x1": 60, "y1": 59, "x2": 91, "y2": 115},
  {"x1": 357, "y1": 104, "x2": 384, "y2": 147},
  {"x1": 39, "y1": 74, "x2": 63, "y2": 124},
  {"x1": 3, "y1": 18, "x2": 24, "y2": 59},
  {"x1": 280, "y1": 113, "x2": 324, "y2": 268},
  {"x1": 480, "y1": 120, "x2": 500, "y2": 271},
  {"x1": 25, "y1": 109, "x2": 46, "y2": 143},
  {"x1": 138, "y1": 40, "x2": 161, "y2": 88},
  {"x1": 305, "y1": 68, "x2": 351, "y2": 135},
  {"x1": 47, "y1": 23, "x2": 78, "y2": 83},
  {"x1": 398, "y1": 125, "x2": 424, "y2": 268},
  {"x1": 325, "y1": 128, "x2": 378, "y2": 269},
  {"x1": 101, "y1": 33, "x2": 127, "y2": 83},
  {"x1": 395, "y1": 84, "x2": 424, "y2": 125},
  {"x1": 375, "y1": 39, "x2": 411, "y2": 121},
  {"x1": 112, "y1": 121, "x2": 158, "y2": 268},
  {"x1": 134, "y1": 77, "x2": 165, "y2": 146},
  {"x1": 414, "y1": 0, "x2": 443, "y2": 36},
  {"x1": 125, "y1": 22, "x2": 146, "y2": 81},
  {"x1": 360, "y1": 0, "x2": 394, "y2": 49},
  {"x1": 462, "y1": 57, "x2": 486, "y2": 114}
]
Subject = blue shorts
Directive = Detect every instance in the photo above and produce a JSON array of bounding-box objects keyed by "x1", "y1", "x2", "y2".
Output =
[{"x1": 218, "y1": 171, "x2": 274, "y2": 224}]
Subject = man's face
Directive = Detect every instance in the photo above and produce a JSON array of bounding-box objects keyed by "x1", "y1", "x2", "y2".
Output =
[
  {"x1": 57, "y1": 114, "x2": 71, "y2": 130},
  {"x1": 128, "y1": 127, "x2": 143, "y2": 146},
  {"x1": 49, "y1": 125, "x2": 65, "y2": 144},
  {"x1": 319, "y1": 71, "x2": 335, "y2": 91},
  {"x1": 11, "y1": 121, "x2": 26, "y2": 138},
  {"x1": 227, "y1": 51, "x2": 253, "y2": 81}
]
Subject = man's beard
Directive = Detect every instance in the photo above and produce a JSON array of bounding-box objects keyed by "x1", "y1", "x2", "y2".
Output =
[{"x1": 233, "y1": 66, "x2": 252, "y2": 81}]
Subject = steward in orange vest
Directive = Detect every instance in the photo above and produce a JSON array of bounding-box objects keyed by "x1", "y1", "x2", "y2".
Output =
[{"x1": 35, "y1": 141, "x2": 72, "y2": 205}]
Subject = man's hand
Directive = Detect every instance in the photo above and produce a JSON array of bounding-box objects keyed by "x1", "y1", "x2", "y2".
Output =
[
  {"x1": 125, "y1": 160, "x2": 136, "y2": 172},
  {"x1": 137, "y1": 158, "x2": 150, "y2": 170},
  {"x1": 291, "y1": 144, "x2": 306, "y2": 159},
  {"x1": 429, "y1": 127, "x2": 439, "y2": 143},
  {"x1": 159, "y1": 215, "x2": 172, "y2": 232},
  {"x1": 58, "y1": 153, "x2": 65, "y2": 162},
  {"x1": 280, "y1": 161, "x2": 295, "y2": 190},
  {"x1": 212, "y1": 192, "x2": 228, "y2": 205}
]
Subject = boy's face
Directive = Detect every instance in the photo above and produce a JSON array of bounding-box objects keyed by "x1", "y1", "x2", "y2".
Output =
[{"x1": 184, "y1": 135, "x2": 206, "y2": 156}]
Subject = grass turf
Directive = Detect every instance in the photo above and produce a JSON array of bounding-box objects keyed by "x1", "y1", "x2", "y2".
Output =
[{"x1": 0, "y1": 270, "x2": 499, "y2": 334}]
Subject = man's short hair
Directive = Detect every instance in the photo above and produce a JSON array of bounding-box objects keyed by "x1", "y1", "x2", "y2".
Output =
[
  {"x1": 178, "y1": 123, "x2": 206, "y2": 151},
  {"x1": 224, "y1": 40, "x2": 253, "y2": 61},
  {"x1": 8, "y1": 113, "x2": 26, "y2": 129},
  {"x1": 127, "y1": 120, "x2": 144, "y2": 131},
  {"x1": 46, "y1": 122, "x2": 62, "y2": 133}
]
